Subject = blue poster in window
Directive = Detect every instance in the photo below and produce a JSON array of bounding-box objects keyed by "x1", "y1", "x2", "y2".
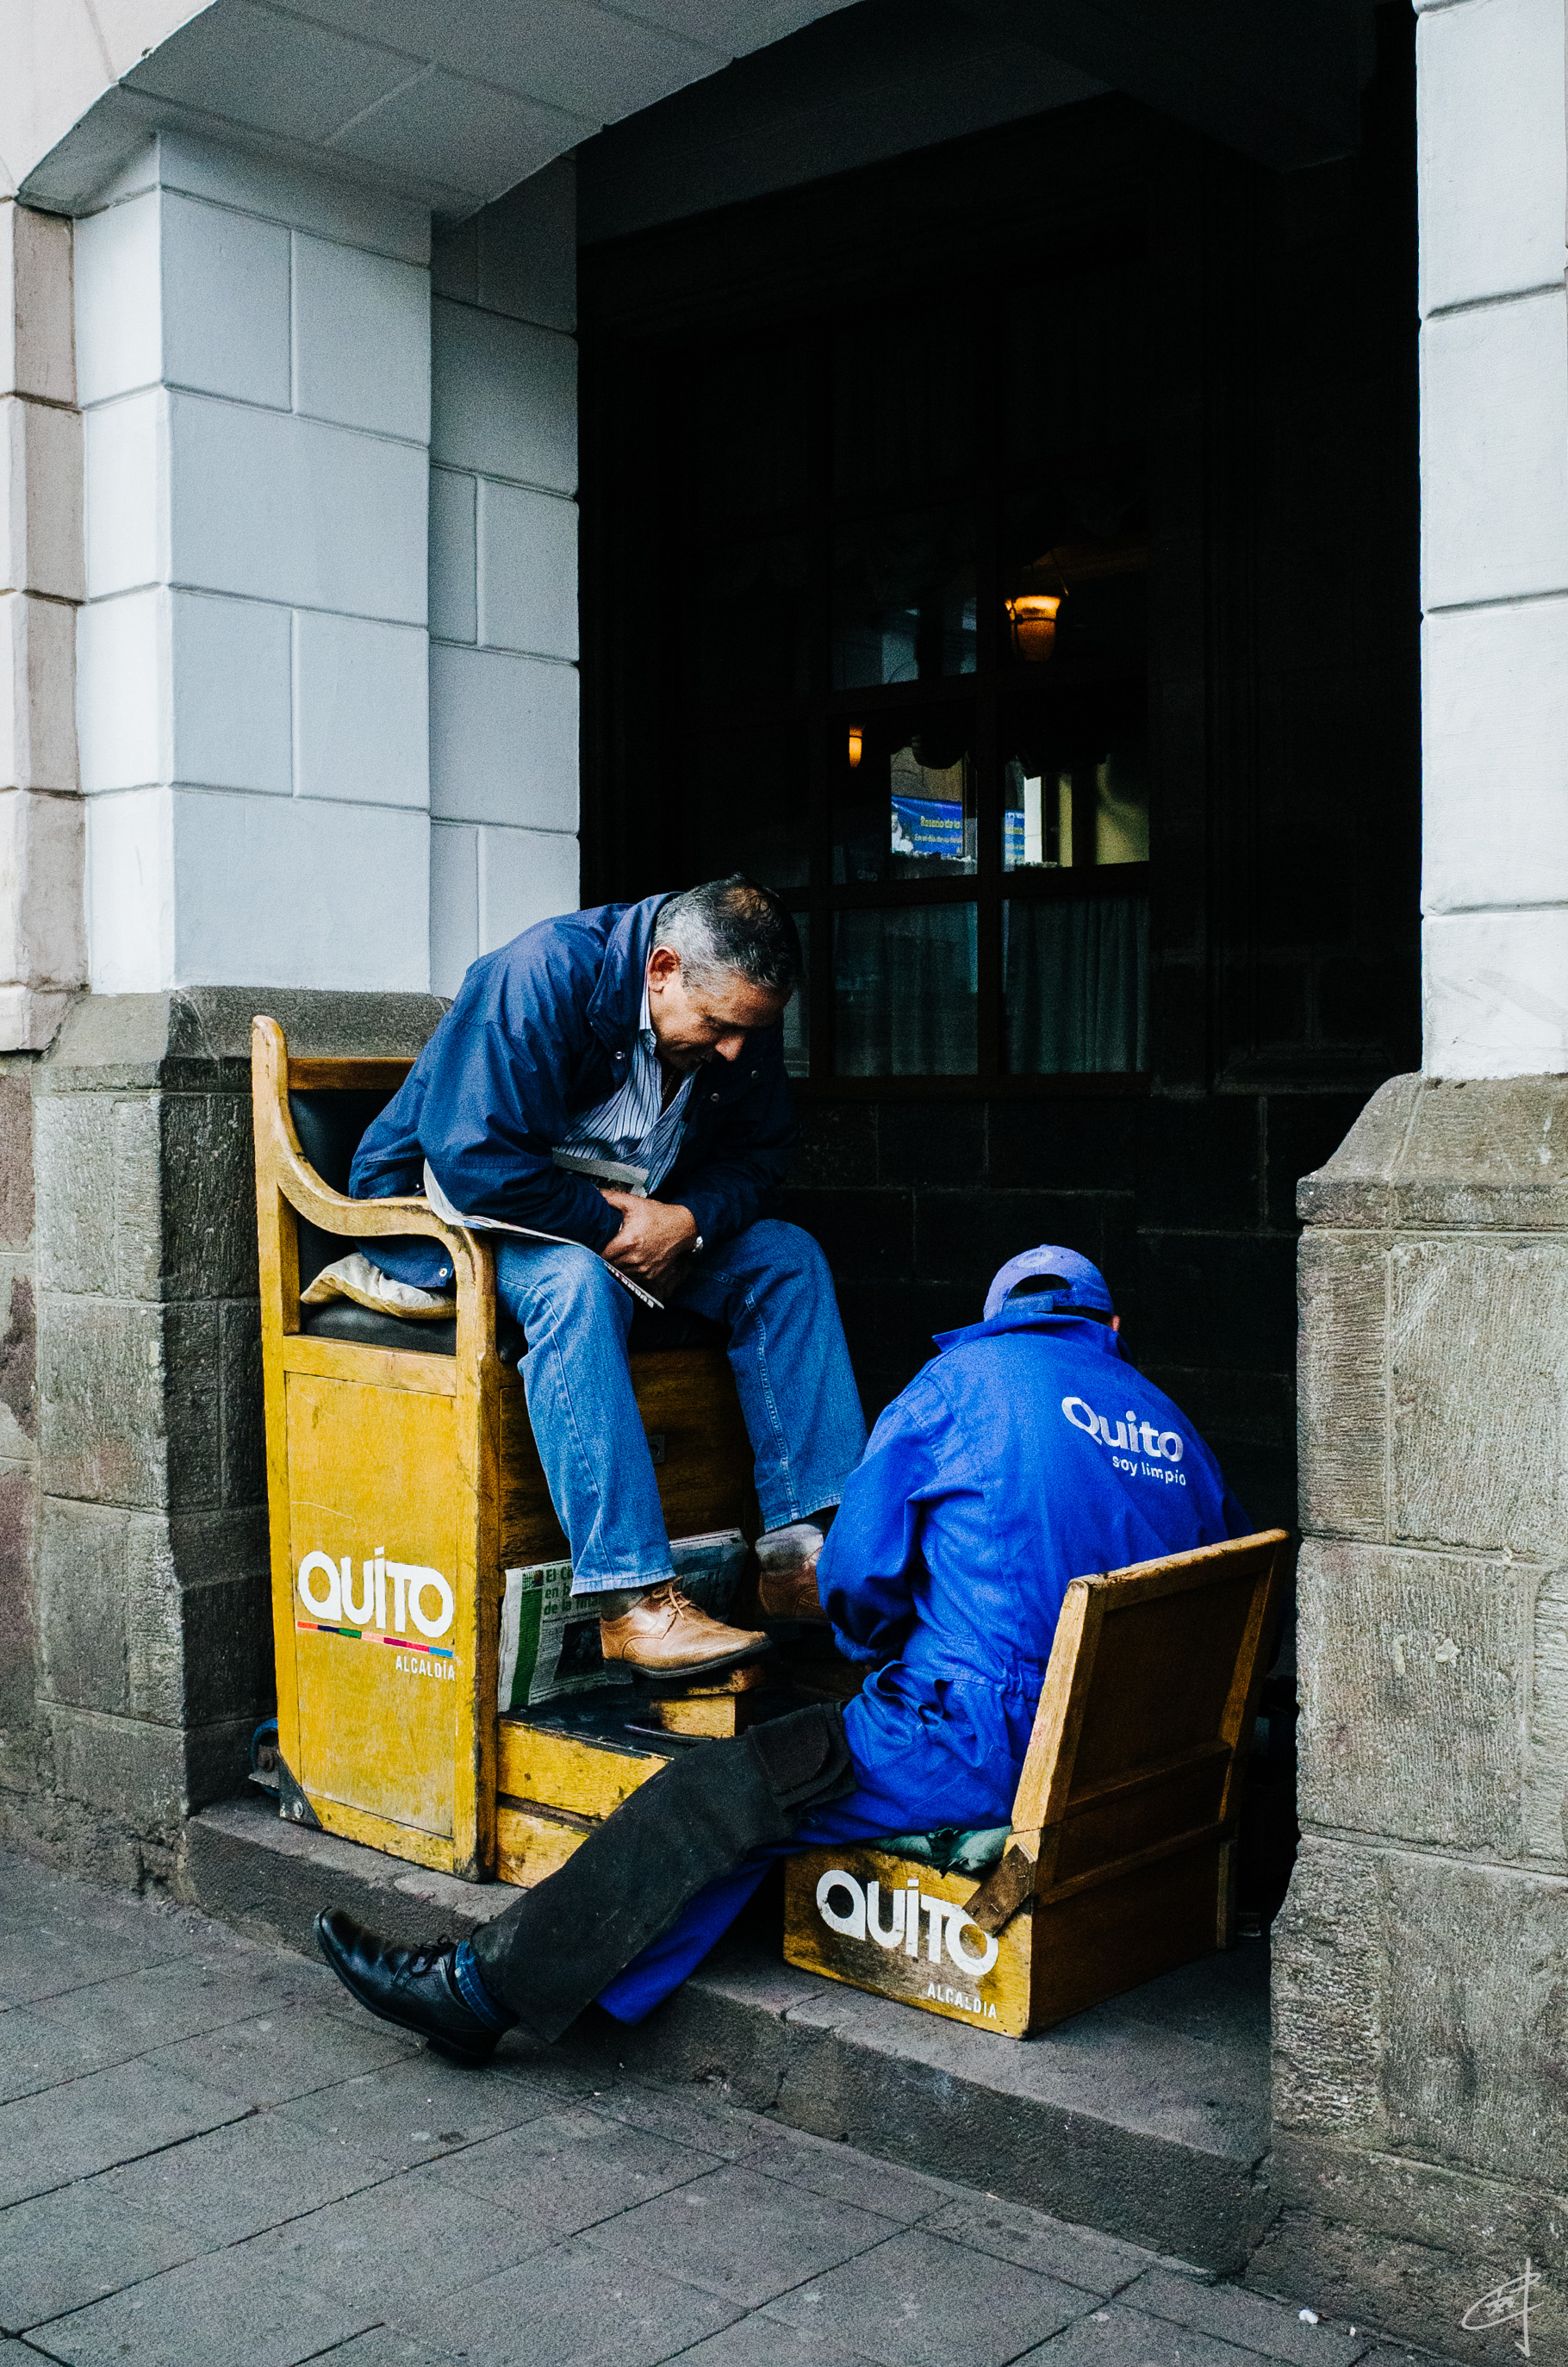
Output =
[
  {"x1": 1004, "y1": 810, "x2": 1025, "y2": 866},
  {"x1": 891, "y1": 795, "x2": 964, "y2": 861}
]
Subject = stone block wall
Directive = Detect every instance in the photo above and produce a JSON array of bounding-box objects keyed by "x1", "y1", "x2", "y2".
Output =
[
  {"x1": 1262, "y1": 1073, "x2": 1568, "y2": 2356},
  {"x1": 0, "y1": 985, "x2": 442, "y2": 1884}
]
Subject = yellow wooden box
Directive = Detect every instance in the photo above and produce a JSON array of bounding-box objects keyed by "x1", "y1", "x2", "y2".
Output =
[
  {"x1": 783, "y1": 1530, "x2": 1286, "y2": 2039},
  {"x1": 252, "y1": 1017, "x2": 754, "y2": 1880}
]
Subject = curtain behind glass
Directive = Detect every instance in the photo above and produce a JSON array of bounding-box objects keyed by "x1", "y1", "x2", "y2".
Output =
[
  {"x1": 1005, "y1": 896, "x2": 1148, "y2": 1073},
  {"x1": 835, "y1": 905, "x2": 978, "y2": 1074}
]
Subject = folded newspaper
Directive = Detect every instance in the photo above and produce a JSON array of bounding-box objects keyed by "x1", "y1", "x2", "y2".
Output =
[
  {"x1": 497, "y1": 1529, "x2": 750, "y2": 1710},
  {"x1": 421, "y1": 1160, "x2": 662, "y2": 1311}
]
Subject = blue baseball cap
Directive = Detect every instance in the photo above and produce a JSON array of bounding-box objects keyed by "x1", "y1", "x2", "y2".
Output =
[{"x1": 983, "y1": 1244, "x2": 1114, "y2": 1324}]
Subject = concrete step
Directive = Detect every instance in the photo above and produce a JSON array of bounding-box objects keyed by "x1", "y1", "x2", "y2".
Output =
[{"x1": 184, "y1": 1795, "x2": 1276, "y2": 2273}]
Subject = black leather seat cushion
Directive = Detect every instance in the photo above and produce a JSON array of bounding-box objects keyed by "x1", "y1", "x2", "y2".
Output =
[
  {"x1": 300, "y1": 1296, "x2": 729, "y2": 1364},
  {"x1": 287, "y1": 1087, "x2": 731, "y2": 1363}
]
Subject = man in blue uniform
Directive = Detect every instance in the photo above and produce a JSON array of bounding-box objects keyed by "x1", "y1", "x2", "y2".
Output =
[
  {"x1": 314, "y1": 1245, "x2": 1253, "y2": 2063},
  {"x1": 329, "y1": 876, "x2": 867, "y2": 1679}
]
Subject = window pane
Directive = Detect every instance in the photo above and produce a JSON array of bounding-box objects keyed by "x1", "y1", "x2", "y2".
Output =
[
  {"x1": 783, "y1": 913, "x2": 809, "y2": 1077},
  {"x1": 834, "y1": 905, "x2": 977, "y2": 1075},
  {"x1": 1004, "y1": 738, "x2": 1148, "y2": 869},
  {"x1": 688, "y1": 536, "x2": 808, "y2": 701},
  {"x1": 836, "y1": 712, "x2": 974, "y2": 884},
  {"x1": 688, "y1": 725, "x2": 810, "y2": 892},
  {"x1": 1005, "y1": 896, "x2": 1148, "y2": 1074},
  {"x1": 832, "y1": 509, "x2": 975, "y2": 688}
]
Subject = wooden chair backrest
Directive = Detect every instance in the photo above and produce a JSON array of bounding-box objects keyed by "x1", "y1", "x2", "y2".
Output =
[{"x1": 970, "y1": 1529, "x2": 1286, "y2": 1931}]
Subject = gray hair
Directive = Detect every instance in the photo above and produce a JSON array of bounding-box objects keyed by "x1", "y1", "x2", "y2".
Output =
[{"x1": 655, "y1": 875, "x2": 802, "y2": 997}]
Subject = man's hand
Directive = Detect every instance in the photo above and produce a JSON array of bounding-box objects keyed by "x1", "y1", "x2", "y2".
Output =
[{"x1": 599, "y1": 1191, "x2": 698, "y2": 1294}]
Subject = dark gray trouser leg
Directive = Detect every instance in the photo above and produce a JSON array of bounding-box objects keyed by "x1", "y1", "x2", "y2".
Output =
[{"x1": 470, "y1": 1704, "x2": 853, "y2": 2040}]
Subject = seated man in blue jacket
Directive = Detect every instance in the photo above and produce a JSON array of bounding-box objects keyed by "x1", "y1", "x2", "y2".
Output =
[
  {"x1": 341, "y1": 875, "x2": 866, "y2": 1679},
  {"x1": 315, "y1": 1244, "x2": 1254, "y2": 2065}
]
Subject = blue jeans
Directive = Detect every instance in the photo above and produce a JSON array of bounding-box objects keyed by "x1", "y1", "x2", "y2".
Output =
[{"x1": 496, "y1": 1218, "x2": 867, "y2": 1593}]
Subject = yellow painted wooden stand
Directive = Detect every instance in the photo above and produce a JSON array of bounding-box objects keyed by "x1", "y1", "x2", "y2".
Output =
[
  {"x1": 782, "y1": 1529, "x2": 1286, "y2": 2038},
  {"x1": 252, "y1": 1017, "x2": 755, "y2": 1881}
]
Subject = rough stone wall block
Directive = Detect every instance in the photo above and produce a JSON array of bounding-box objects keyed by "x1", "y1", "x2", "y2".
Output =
[
  {"x1": 1297, "y1": 1540, "x2": 1526, "y2": 1854},
  {"x1": 21, "y1": 987, "x2": 442, "y2": 1859},
  {"x1": 1297, "y1": 1230, "x2": 1389, "y2": 1538},
  {"x1": 1280, "y1": 1074, "x2": 1568, "y2": 2352}
]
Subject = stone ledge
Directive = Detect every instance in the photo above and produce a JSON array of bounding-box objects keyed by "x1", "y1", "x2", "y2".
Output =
[
  {"x1": 184, "y1": 1794, "x2": 1275, "y2": 2273},
  {"x1": 1297, "y1": 1074, "x2": 1568, "y2": 1231},
  {"x1": 40, "y1": 987, "x2": 448, "y2": 1095}
]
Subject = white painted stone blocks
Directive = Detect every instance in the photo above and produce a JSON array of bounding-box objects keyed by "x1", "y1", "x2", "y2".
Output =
[
  {"x1": 1417, "y1": 0, "x2": 1568, "y2": 315},
  {"x1": 477, "y1": 156, "x2": 576, "y2": 333},
  {"x1": 2, "y1": 204, "x2": 75, "y2": 404},
  {"x1": 169, "y1": 788, "x2": 428, "y2": 989},
  {"x1": 431, "y1": 299, "x2": 576, "y2": 489},
  {"x1": 430, "y1": 818, "x2": 478, "y2": 996},
  {"x1": 4, "y1": 394, "x2": 85, "y2": 600},
  {"x1": 1422, "y1": 290, "x2": 1568, "y2": 609},
  {"x1": 2, "y1": 592, "x2": 77, "y2": 793},
  {"x1": 89, "y1": 132, "x2": 430, "y2": 266},
  {"x1": 85, "y1": 788, "x2": 172, "y2": 993},
  {"x1": 429, "y1": 468, "x2": 477, "y2": 645},
  {"x1": 166, "y1": 393, "x2": 426, "y2": 623},
  {"x1": 291, "y1": 233, "x2": 430, "y2": 442},
  {"x1": 82, "y1": 392, "x2": 164, "y2": 598},
  {"x1": 163, "y1": 193, "x2": 291, "y2": 408},
  {"x1": 481, "y1": 821, "x2": 578, "y2": 950},
  {"x1": 87, "y1": 784, "x2": 429, "y2": 993},
  {"x1": 478, "y1": 482, "x2": 577, "y2": 659},
  {"x1": 1422, "y1": 600, "x2": 1568, "y2": 914},
  {"x1": 433, "y1": 158, "x2": 577, "y2": 333},
  {"x1": 171, "y1": 591, "x2": 292, "y2": 795},
  {"x1": 293, "y1": 611, "x2": 427, "y2": 808},
  {"x1": 429, "y1": 816, "x2": 580, "y2": 997},
  {"x1": 77, "y1": 589, "x2": 163, "y2": 792},
  {"x1": 1424, "y1": 907, "x2": 1568, "y2": 1077},
  {"x1": 73, "y1": 192, "x2": 162, "y2": 407},
  {"x1": 429, "y1": 643, "x2": 578, "y2": 830}
]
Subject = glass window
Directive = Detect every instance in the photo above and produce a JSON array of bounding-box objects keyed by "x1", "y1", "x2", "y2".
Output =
[
  {"x1": 835, "y1": 712, "x2": 974, "y2": 884},
  {"x1": 834, "y1": 906, "x2": 978, "y2": 1075},
  {"x1": 1005, "y1": 739, "x2": 1149, "y2": 870},
  {"x1": 1005, "y1": 896, "x2": 1148, "y2": 1074},
  {"x1": 832, "y1": 510, "x2": 976, "y2": 688},
  {"x1": 783, "y1": 913, "x2": 809, "y2": 1077}
]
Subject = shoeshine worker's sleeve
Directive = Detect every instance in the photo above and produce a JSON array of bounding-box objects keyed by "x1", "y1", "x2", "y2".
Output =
[{"x1": 817, "y1": 1370, "x2": 961, "y2": 1666}]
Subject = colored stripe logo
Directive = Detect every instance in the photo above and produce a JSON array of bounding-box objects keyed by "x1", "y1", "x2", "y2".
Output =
[{"x1": 296, "y1": 1618, "x2": 456, "y2": 1663}]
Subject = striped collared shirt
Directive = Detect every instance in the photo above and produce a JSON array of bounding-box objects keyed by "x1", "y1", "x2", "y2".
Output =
[{"x1": 557, "y1": 986, "x2": 693, "y2": 1195}]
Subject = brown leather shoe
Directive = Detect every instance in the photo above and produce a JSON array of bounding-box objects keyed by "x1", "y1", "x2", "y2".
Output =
[
  {"x1": 600, "y1": 1580, "x2": 772, "y2": 1679},
  {"x1": 756, "y1": 1520, "x2": 830, "y2": 1623}
]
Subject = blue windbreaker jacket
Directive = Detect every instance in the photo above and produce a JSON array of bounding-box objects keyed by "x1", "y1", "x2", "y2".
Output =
[
  {"x1": 348, "y1": 897, "x2": 797, "y2": 1291},
  {"x1": 821, "y1": 1301, "x2": 1254, "y2": 1834}
]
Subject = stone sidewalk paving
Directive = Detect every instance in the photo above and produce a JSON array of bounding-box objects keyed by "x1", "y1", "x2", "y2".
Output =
[{"x1": 0, "y1": 1847, "x2": 1412, "y2": 2367}]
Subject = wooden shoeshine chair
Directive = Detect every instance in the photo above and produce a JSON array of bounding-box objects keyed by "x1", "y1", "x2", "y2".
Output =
[
  {"x1": 782, "y1": 1529, "x2": 1286, "y2": 2038},
  {"x1": 252, "y1": 1017, "x2": 752, "y2": 1883}
]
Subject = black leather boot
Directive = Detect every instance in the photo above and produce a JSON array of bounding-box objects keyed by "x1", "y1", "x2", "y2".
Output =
[{"x1": 314, "y1": 1908, "x2": 500, "y2": 2066}]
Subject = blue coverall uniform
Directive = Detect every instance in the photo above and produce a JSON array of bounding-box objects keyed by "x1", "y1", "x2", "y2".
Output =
[{"x1": 599, "y1": 1297, "x2": 1252, "y2": 2021}]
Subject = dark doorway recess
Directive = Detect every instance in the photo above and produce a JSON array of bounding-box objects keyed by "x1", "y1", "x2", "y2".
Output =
[{"x1": 581, "y1": 17, "x2": 1417, "y2": 1921}]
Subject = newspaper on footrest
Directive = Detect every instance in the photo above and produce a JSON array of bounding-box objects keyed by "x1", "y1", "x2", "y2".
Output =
[{"x1": 497, "y1": 1529, "x2": 750, "y2": 1710}]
